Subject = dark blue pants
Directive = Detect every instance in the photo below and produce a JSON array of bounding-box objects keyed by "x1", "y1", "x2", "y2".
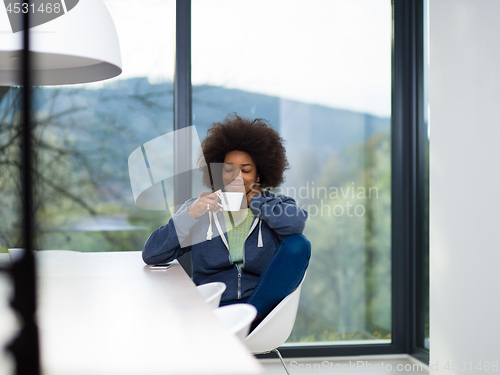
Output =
[{"x1": 221, "y1": 234, "x2": 311, "y2": 318}]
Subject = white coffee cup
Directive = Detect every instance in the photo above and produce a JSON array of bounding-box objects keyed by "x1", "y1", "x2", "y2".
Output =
[
  {"x1": 219, "y1": 192, "x2": 244, "y2": 211},
  {"x1": 8, "y1": 248, "x2": 37, "y2": 264}
]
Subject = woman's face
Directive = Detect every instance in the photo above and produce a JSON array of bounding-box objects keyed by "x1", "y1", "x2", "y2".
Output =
[{"x1": 222, "y1": 150, "x2": 259, "y2": 195}]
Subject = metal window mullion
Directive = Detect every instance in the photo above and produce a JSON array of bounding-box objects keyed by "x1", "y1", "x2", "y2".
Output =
[
  {"x1": 391, "y1": 0, "x2": 429, "y2": 366},
  {"x1": 391, "y1": 0, "x2": 415, "y2": 356},
  {"x1": 174, "y1": 0, "x2": 192, "y2": 197},
  {"x1": 174, "y1": 0, "x2": 193, "y2": 275}
]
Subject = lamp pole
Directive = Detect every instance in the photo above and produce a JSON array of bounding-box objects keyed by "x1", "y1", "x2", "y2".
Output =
[{"x1": 7, "y1": 2, "x2": 41, "y2": 374}]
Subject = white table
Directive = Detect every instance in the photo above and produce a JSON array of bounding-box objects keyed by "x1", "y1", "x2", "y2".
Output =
[{"x1": 34, "y1": 250, "x2": 263, "y2": 375}]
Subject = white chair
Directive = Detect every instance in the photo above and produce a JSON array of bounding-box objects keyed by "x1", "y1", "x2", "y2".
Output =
[
  {"x1": 244, "y1": 273, "x2": 306, "y2": 375},
  {"x1": 196, "y1": 282, "x2": 226, "y2": 309},
  {"x1": 214, "y1": 304, "x2": 257, "y2": 340}
]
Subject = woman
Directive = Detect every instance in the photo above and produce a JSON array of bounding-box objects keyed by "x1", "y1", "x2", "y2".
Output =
[{"x1": 142, "y1": 114, "x2": 311, "y2": 330}]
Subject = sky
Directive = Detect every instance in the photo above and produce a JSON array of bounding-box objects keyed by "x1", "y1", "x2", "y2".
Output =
[{"x1": 104, "y1": 0, "x2": 391, "y2": 117}]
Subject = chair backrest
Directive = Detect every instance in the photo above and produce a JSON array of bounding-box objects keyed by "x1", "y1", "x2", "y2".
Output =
[
  {"x1": 244, "y1": 272, "x2": 306, "y2": 354},
  {"x1": 196, "y1": 282, "x2": 226, "y2": 309},
  {"x1": 214, "y1": 304, "x2": 257, "y2": 341}
]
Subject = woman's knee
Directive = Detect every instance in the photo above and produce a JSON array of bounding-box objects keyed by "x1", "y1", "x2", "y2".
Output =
[{"x1": 281, "y1": 234, "x2": 311, "y2": 260}]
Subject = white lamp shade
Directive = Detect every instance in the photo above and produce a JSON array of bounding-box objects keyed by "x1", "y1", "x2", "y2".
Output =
[{"x1": 0, "y1": 0, "x2": 122, "y2": 85}]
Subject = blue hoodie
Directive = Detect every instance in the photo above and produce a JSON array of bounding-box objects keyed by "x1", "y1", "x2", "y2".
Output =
[{"x1": 142, "y1": 191, "x2": 308, "y2": 302}]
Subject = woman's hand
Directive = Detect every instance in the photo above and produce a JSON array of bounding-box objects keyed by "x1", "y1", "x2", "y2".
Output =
[
  {"x1": 187, "y1": 190, "x2": 222, "y2": 219},
  {"x1": 246, "y1": 183, "x2": 262, "y2": 205}
]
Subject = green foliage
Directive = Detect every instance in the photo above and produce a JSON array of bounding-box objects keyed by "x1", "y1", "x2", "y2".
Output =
[
  {"x1": 288, "y1": 131, "x2": 392, "y2": 343},
  {"x1": 0, "y1": 83, "x2": 174, "y2": 251}
]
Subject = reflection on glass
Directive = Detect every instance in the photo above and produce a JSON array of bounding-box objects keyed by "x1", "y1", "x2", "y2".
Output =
[
  {"x1": 192, "y1": 0, "x2": 392, "y2": 344},
  {"x1": 0, "y1": 0, "x2": 176, "y2": 252}
]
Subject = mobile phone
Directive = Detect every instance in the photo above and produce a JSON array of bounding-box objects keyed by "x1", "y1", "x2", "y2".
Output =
[{"x1": 150, "y1": 262, "x2": 174, "y2": 270}]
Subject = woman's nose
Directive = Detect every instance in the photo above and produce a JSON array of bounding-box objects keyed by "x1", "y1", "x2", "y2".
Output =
[{"x1": 233, "y1": 170, "x2": 243, "y2": 181}]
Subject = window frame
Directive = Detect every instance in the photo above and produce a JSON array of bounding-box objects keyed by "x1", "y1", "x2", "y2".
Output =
[
  {"x1": 392, "y1": 0, "x2": 429, "y2": 364},
  {"x1": 174, "y1": 0, "x2": 428, "y2": 360}
]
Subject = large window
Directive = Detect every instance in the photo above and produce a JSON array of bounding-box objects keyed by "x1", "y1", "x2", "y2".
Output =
[
  {"x1": 0, "y1": 0, "x2": 176, "y2": 253},
  {"x1": 191, "y1": 0, "x2": 392, "y2": 346}
]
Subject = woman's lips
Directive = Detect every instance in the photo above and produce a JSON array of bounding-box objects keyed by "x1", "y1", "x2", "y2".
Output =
[{"x1": 227, "y1": 183, "x2": 244, "y2": 189}]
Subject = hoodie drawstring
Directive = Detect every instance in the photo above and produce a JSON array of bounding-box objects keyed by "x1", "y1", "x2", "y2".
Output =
[
  {"x1": 258, "y1": 219, "x2": 263, "y2": 247},
  {"x1": 206, "y1": 212, "x2": 213, "y2": 240}
]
